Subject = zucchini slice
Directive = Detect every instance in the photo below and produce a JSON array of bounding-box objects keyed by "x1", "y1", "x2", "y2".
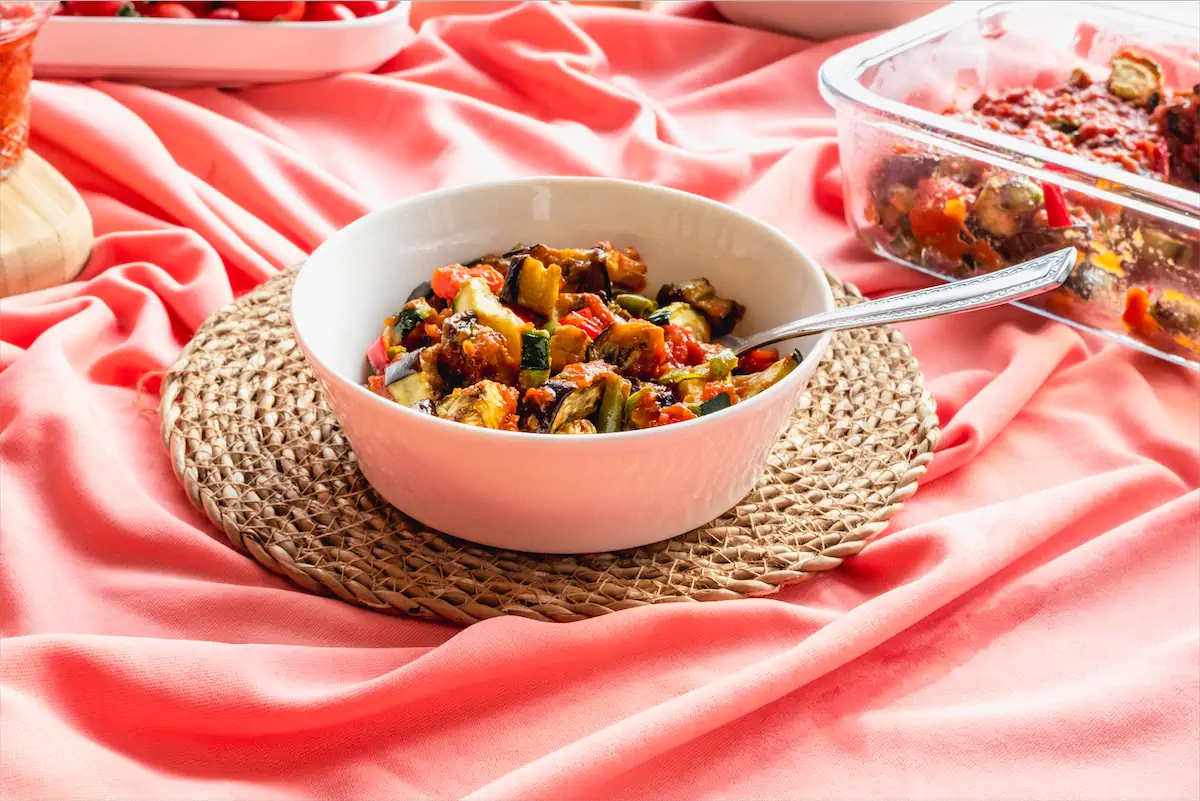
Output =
[
  {"x1": 698, "y1": 392, "x2": 733, "y2": 416},
  {"x1": 392, "y1": 297, "x2": 436, "y2": 340},
  {"x1": 656, "y1": 278, "x2": 745, "y2": 338},
  {"x1": 732, "y1": 351, "x2": 800, "y2": 400},
  {"x1": 520, "y1": 329, "x2": 551, "y2": 389},
  {"x1": 647, "y1": 302, "x2": 712, "y2": 343}
]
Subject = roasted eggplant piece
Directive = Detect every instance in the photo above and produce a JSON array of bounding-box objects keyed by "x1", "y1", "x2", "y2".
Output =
[
  {"x1": 556, "y1": 419, "x2": 598, "y2": 435},
  {"x1": 732, "y1": 351, "x2": 799, "y2": 400},
  {"x1": 452, "y1": 277, "x2": 531, "y2": 359},
  {"x1": 405, "y1": 280, "x2": 436, "y2": 303},
  {"x1": 548, "y1": 324, "x2": 591, "y2": 371},
  {"x1": 436, "y1": 380, "x2": 518, "y2": 429},
  {"x1": 499, "y1": 254, "x2": 562, "y2": 316},
  {"x1": 656, "y1": 278, "x2": 745, "y2": 338},
  {"x1": 973, "y1": 175, "x2": 1043, "y2": 238},
  {"x1": 586, "y1": 320, "x2": 666, "y2": 378},
  {"x1": 412, "y1": 399, "x2": 436, "y2": 415},
  {"x1": 599, "y1": 243, "x2": 649, "y2": 293},
  {"x1": 1151, "y1": 290, "x2": 1200, "y2": 343},
  {"x1": 512, "y1": 244, "x2": 612, "y2": 298},
  {"x1": 1108, "y1": 51, "x2": 1163, "y2": 105},
  {"x1": 438, "y1": 310, "x2": 518, "y2": 386},
  {"x1": 384, "y1": 348, "x2": 436, "y2": 408},
  {"x1": 520, "y1": 380, "x2": 605, "y2": 433},
  {"x1": 647, "y1": 302, "x2": 712, "y2": 343}
]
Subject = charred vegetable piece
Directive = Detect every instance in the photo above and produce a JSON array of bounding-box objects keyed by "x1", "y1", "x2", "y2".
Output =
[
  {"x1": 614, "y1": 293, "x2": 657, "y2": 318},
  {"x1": 439, "y1": 310, "x2": 518, "y2": 385},
  {"x1": 384, "y1": 348, "x2": 436, "y2": 407},
  {"x1": 556, "y1": 419, "x2": 598, "y2": 435},
  {"x1": 587, "y1": 320, "x2": 666, "y2": 378},
  {"x1": 974, "y1": 175, "x2": 1043, "y2": 238},
  {"x1": 1140, "y1": 228, "x2": 1190, "y2": 265},
  {"x1": 452, "y1": 277, "x2": 532, "y2": 359},
  {"x1": 520, "y1": 329, "x2": 551, "y2": 389},
  {"x1": 1151, "y1": 290, "x2": 1200, "y2": 343},
  {"x1": 521, "y1": 244, "x2": 612, "y2": 298},
  {"x1": 412, "y1": 399, "x2": 436, "y2": 415},
  {"x1": 405, "y1": 280, "x2": 436, "y2": 303},
  {"x1": 647, "y1": 302, "x2": 712, "y2": 343},
  {"x1": 699, "y1": 392, "x2": 733, "y2": 416},
  {"x1": 521, "y1": 380, "x2": 605, "y2": 433},
  {"x1": 436, "y1": 380, "x2": 518, "y2": 429},
  {"x1": 1108, "y1": 50, "x2": 1163, "y2": 105},
  {"x1": 732, "y1": 351, "x2": 800, "y2": 400},
  {"x1": 656, "y1": 278, "x2": 745, "y2": 338},
  {"x1": 549, "y1": 324, "x2": 591, "y2": 372},
  {"x1": 600, "y1": 243, "x2": 649, "y2": 293},
  {"x1": 658, "y1": 348, "x2": 738, "y2": 384},
  {"x1": 393, "y1": 297, "x2": 436, "y2": 340},
  {"x1": 499, "y1": 255, "x2": 562, "y2": 316},
  {"x1": 596, "y1": 374, "x2": 631, "y2": 433}
]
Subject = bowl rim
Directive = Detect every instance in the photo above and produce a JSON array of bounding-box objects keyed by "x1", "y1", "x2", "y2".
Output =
[{"x1": 291, "y1": 176, "x2": 836, "y2": 443}]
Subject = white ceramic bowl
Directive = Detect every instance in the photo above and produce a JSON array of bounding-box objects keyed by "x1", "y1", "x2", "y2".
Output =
[{"x1": 292, "y1": 178, "x2": 834, "y2": 553}]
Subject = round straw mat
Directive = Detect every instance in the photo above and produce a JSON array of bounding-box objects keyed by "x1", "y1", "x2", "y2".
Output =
[{"x1": 159, "y1": 266, "x2": 940, "y2": 625}]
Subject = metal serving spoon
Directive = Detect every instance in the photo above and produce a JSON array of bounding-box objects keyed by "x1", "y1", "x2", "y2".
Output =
[{"x1": 722, "y1": 247, "x2": 1078, "y2": 356}]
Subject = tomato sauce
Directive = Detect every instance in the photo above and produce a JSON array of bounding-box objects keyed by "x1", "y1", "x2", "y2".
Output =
[{"x1": 946, "y1": 62, "x2": 1197, "y2": 189}]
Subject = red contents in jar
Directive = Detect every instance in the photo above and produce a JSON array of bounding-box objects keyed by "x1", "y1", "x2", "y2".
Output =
[{"x1": 0, "y1": 3, "x2": 53, "y2": 178}]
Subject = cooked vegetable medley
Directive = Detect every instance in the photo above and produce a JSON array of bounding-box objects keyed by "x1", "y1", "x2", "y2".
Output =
[
  {"x1": 866, "y1": 50, "x2": 1200, "y2": 361},
  {"x1": 364, "y1": 243, "x2": 796, "y2": 433}
]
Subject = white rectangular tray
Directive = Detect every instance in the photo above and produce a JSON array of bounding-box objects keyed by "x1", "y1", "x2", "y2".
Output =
[{"x1": 33, "y1": 2, "x2": 413, "y2": 86}]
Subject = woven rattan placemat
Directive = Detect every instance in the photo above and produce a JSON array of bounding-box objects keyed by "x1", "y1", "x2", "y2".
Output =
[{"x1": 159, "y1": 266, "x2": 940, "y2": 624}]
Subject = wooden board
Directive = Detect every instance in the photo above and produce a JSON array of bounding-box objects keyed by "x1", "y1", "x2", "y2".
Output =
[{"x1": 0, "y1": 150, "x2": 92, "y2": 298}]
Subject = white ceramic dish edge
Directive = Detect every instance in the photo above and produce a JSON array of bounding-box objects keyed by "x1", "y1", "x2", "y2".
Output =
[
  {"x1": 34, "y1": 2, "x2": 413, "y2": 86},
  {"x1": 291, "y1": 177, "x2": 835, "y2": 554}
]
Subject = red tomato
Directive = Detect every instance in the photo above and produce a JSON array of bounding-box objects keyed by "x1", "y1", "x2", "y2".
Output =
[
  {"x1": 68, "y1": 1, "x2": 136, "y2": 15},
  {"x1": 303, "y1": 1, "x2": 354, "y2": 20},
  {"x1": 206, "y1": 5, "x2": 239, "y2": 18},
  {"x1": 340, "y1": 0, "x2": 386, "y2": 15},
  {"x1": 661, "y1": 325, "x2": 707, "y2": 367},
  {"x1": 178, "y1": 1, "x2": 215, "y2": 12},
  {"x1": 737, "y1": 347, "x2": 778, "y2": 374},
  {"x1": 429, "y1": 264, "x2": 505, "y2": 300},
  {"x1": 234, "y1": 1, "x2": 305, "y2": 21},
  {"x1": 149, "y1": 2, "x2": 196, "y2": 16}
]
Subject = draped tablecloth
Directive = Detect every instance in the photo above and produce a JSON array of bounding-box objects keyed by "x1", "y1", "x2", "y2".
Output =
[{"x1": 1, "y1": 3, "x2": 1197, "y2": 799}]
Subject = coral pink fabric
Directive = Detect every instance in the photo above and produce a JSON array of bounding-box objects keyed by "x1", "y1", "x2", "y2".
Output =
[{"x1": 2, "y1": 4, "x2": 1198, "y2": 800}]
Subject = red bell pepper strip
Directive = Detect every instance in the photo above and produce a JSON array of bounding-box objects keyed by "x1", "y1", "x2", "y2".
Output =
[
  {"x1": 1041, "y1": 182, "x2": 1071, "y2": 228},
  {"x1": 557, "y1": 308, "x2": 606, "y2": 340},
  {"x1": 366, "y1": 335, "x2": 390, "y2": 374}
]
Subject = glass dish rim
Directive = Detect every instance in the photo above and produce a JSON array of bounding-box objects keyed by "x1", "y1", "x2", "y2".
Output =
[{"x1": 817, "y1": 0, "x2": 1200, "y2": 218}]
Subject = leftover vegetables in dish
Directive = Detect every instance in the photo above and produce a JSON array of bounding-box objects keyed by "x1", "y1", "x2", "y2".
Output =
[
  {"x1": 364, "y1": 243, "x2": 799, "y2": 432},
  {"x1": 865, "y1": 50, "x2": 1200, "y2": 361}
]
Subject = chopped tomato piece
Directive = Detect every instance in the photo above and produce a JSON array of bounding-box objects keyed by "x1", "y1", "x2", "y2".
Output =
[
  {"x1": 1122, "y1": 287, "x2": 1158, "y2": 337},
  {"x1": 366, "y1": 374, "x2": 390, "y2": 398},
  {"x1": 700, "y1": 381, "x2": 738, "y2": 405},
  {"x1": 662, "y1": 325, "x2": 708, "y2": 367},
  {"x1": 655, "y1": 403, "x2": 697, "y2": 427},
  {"x1": 430, "y1": 264, "x2": 505, "y2": 300},
  {"x1": 737, "y1": 347, "x2": 778, "y2": 374}
]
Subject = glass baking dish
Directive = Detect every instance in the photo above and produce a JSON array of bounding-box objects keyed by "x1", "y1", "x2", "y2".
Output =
[{"x1": 819, "y1": 1, "x2": 1200, "y2": 368}]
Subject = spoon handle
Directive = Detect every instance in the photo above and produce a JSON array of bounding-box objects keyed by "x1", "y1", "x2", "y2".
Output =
[{"x1": 733, "y1": 247, "x2": 1078, "y2": 356}]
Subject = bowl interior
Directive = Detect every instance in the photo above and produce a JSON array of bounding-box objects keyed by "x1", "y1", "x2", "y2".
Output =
[{"x1": 293, "y1": 178, "x2": 833, "y2": 388}]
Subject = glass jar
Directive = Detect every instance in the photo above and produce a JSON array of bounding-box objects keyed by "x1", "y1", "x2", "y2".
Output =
[{"x1": 0, "y1": 2, "x2": 55, "y2": 180}]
